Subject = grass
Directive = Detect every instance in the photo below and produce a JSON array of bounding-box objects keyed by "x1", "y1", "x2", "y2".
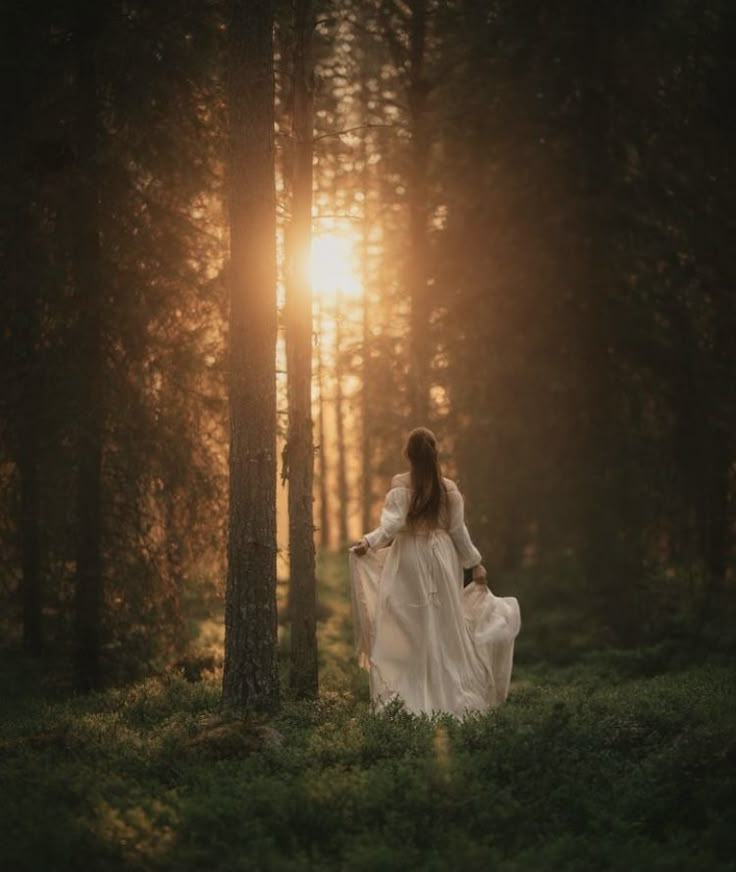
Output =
[{"x1": 1, "y1": 553, "x2": 735, "y2": 871}]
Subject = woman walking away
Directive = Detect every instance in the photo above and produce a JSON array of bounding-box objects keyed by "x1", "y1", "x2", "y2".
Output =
[{"x1": 350, "y1": 427, "x2": 520, "y2": 718}]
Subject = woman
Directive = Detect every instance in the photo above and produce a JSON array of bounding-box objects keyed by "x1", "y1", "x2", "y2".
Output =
[{"x1": 350, "y1": 427, "x2": 520, "y2": 718}]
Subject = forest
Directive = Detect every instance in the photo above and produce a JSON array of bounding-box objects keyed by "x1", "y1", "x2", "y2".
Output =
[{"x1": 1, "y1": 0, "x2": 735, "y2": 870}]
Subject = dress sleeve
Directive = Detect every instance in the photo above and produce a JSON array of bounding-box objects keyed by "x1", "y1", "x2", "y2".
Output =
[
  {"x1": 364, "y1": 487, "x2": 407, "y2": 550},
  {"x1": 447, "y1": 489, "x2": 482, "y2": 569}
]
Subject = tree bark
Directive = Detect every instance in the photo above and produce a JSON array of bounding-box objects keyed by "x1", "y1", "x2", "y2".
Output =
[
  {"x1": 575, "y1": 3, "x2": 640, "y2": 641},
  {"x1": 285, "y1": 0, "x2": 318, "y2": 699},
  {"x1": 407, "y1": 0, "x2": 430, "y2": 424},
  {"x1": 5, "y1": 0, "x2": 44, "y2": 658},
  {"x1": 15, "y1": 208, "x2": 43, "y2": 656},
  {"x1": 700, "y1": 426, "x2": 730, "y2": 597},
  {"x1": 360, "y1": 74, "x2": 374, "y2": 535},
  {"x1": 316, "y1": 300, "x2": 331, "y2": 549},
  {"x1": 334, "y1": 289, "x2": 349, "y2": 546},
  {"x1": 20, "y1": 348, "x2": 42, "y2": 656},
  {"x1": 73, "y1": 2, "x2": 105, "y2": 691},
  {"x1": 223, "y1": 0, "x2": 280, "y2": 711}
]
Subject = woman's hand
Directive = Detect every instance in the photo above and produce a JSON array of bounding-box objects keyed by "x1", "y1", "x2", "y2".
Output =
[
  {"x1": 471, "y1": 564, "x2": 488, "y2": 585},
  {"x1": 351, "y1": 538, "x2": 369, "y2": 556}
]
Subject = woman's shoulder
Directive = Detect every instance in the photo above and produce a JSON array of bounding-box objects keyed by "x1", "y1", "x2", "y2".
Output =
[
  {"x1": 442, "y1": 476, "x2": 460, "y2": 494},
  {"x1": 390, "y1": 471, "x2": 411, "y2": 489},
  {"x1": 389, "y1": 472, "x2": 460, "y2": 492}
]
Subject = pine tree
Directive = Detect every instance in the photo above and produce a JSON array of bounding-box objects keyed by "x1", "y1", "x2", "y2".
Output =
[
  {"x1": 223, "y1": 0, "x2": 280, "y2": 710},
  {"x1": 286, "y1": 0, "x2": 319, "y2": 698},
  {"x1": 72, "y1": 0, "x2": 105, "y2": 691}
]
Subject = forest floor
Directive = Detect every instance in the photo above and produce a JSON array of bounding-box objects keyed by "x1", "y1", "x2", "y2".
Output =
[{"x1": 1, "y1": 554, "x2": 735, "y2": 872}]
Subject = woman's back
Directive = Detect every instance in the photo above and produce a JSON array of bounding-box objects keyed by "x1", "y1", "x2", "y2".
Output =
[{"x1": 389, "y1": 471, "x2": 460, "y2": 530}]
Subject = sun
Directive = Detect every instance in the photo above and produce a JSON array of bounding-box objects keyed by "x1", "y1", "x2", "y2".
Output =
[{"x1": 309, "y1": 233, "x2": 362, "y2": 299}]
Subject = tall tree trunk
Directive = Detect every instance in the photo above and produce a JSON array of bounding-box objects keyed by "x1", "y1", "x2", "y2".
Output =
[
  {"x1": 697, "y1": 272, "x2": 734, "y2": 609},
  {"x1": 15, "y1": 208, "x2": 43, "y2": 656},
  {"x1": 703, "y1": 0, "x2": 736, "y2": 605},
  {"x1": 407, "y1": 0, "x2": 430, "y2": 424},
  {"x1": 334, "y1": 289, "x2": 349, "y2": 546},
  {"x1": 20, "y1": 331, "x2": 42, "y2": 655},
  {"x1": 316, "y1": 301, "x2": 331, "y2": 549},
  {"x1": 692, "y1": 102, "x2": 736, "y2": 607},
  {"x1": 674, "y1": 303, "x2": 732, "y2": 616},
  {"x1": 286, "y1": 0, "x2": 318, "y2": 699},
  {"x1": 700, "y1": 425, "x2": 730, "y2": 597},
  {"x1": 73, "y1": 3, "x2": 105, "y2": 691},
  {"x1": 360, "y1": 76, "x2": 374, "y2": 535},
  {"x1": 576, "y1": 4, "x2": 639, "y2": 641},
  {"x1": 223, "y1": 0, "x2": 280, "y2": 711},
  {"x1": 163, "y1": 484, "x2": 187, "y2": 659},
  {"x1": 5, "y1": 0, "x2": 43, "y2": 657}
]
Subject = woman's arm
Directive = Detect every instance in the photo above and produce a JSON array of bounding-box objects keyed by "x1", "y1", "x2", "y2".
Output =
[
  {"x1": 353, "y1": 487, "x2": 408, "y2": 553},
  {"x1": 447, "y1": 489, "x2": 484, "y2": 571}
]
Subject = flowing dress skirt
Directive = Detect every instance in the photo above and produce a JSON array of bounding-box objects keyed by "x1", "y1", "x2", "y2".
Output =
[{"x1": 350, "y1": 529, "x2": 521, "y2": 718}]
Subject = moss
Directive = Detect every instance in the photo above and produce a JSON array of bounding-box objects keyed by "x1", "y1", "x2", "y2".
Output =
[{"x1": 1, "y1": 553, "x2": 734, "y2": 871}]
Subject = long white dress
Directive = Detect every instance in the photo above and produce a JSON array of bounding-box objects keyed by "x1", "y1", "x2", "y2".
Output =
[{"x1": 350, "y1": 473, "x2": 521, "y2": 718}]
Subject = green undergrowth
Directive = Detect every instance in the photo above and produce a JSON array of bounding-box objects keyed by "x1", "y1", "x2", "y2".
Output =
[{"x1": 1, "y1": 554, "x2": 734, "y2": 871}]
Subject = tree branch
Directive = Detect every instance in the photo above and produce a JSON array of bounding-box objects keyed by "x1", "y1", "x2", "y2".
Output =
[{"x1": 313, "y1": 122, "x2": 400, "y2": 142}]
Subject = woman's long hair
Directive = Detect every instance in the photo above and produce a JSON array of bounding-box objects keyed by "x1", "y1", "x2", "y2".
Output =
[{"x1": 405, "y1": 427, "x2": 446, "y2": 528}]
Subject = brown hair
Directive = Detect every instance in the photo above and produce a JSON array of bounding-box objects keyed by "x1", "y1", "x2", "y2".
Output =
[{"x1": 405, "y1": 427, "x2": 446, "y2": 528}]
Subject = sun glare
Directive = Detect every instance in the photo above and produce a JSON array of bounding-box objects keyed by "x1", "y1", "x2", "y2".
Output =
[{"x1": 309, "y1": 234, "x2": 362, "y2": 299}]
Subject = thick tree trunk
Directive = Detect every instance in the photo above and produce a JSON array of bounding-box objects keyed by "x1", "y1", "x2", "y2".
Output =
[
  {"x1": 16, "y1": 210, "x2": 43, "y2": 656},
  {"x1": 575, "y1": 5, "x2": 640, "y2": 642},
  {"x1": 285, "y1": 0, "x2": 318, "y2": 699},
  {"x1": 5, "y1": 0, "x2": 43, "y2": 658},
  {"x1": 20, "y1": 435, "x2": 42, "y2": 654},
  {"x1": 73, "y1": 4, "x2": 105, "y2": 691},
  {"x1": 694, "y1": 180, "x2": 735, "y2": 607},
  {"x1": 334, "y1": 290, "x2": 349, "y2": 546},
  {"x1": 223, "y1": 0, "x2": 280, "y2": 711},
  {"x1": 674, "y1": 322, "x2": 731, "y2": 616},
  {"x1": 407, "y1": 0, "x2": 430, "y2": 424},
  {"x1": 700, "y1": 428, "x2": 730, "y2": 596},
  {"x1": 163, "y1": 484, "x2": 187, "y2": 659},
  {"x1": 698, "y1": 286, "x2": 733, "y2": 608},
  {"x1": 20, "y1": 367, "x2": 42, "y2": 655},
  {"x1": 703, "y1": 0, "x2": 736, "y2": 604}
]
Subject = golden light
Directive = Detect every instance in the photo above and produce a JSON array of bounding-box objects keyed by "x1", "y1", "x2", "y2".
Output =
[{"x1": 309, "y1": 233, "x2": 362, "y2": 299}]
